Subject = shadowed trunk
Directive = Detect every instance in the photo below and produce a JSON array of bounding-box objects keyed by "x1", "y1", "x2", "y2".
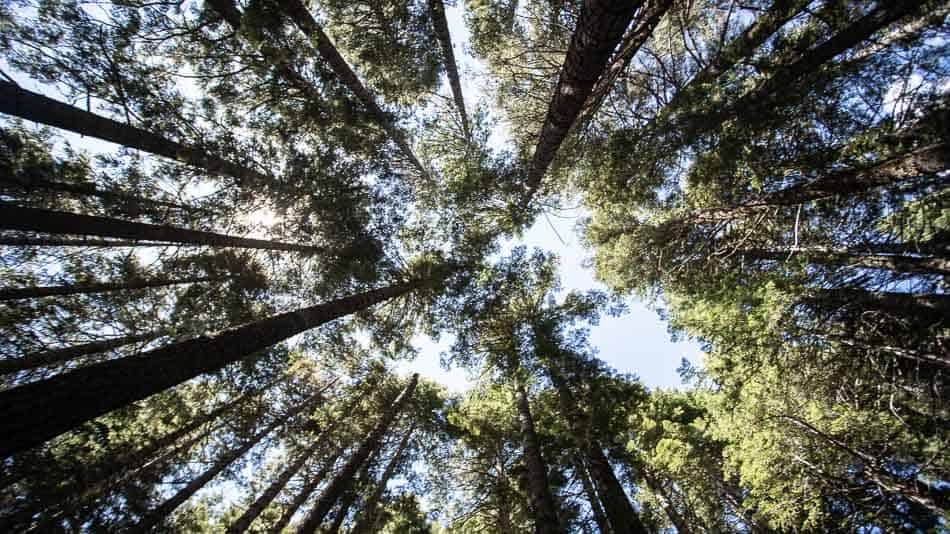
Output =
[
  {"x1": 295, "y1": 374, "x2": 419, "y2": 534},
  {"x1": 427, "y1": 0, "x2": 469, "y2": 136},
  {"x1": 0, "y1": 237, "x2": 166, "y2": 247},
  {"x1": 226, "y1": 394, "x2": 351, "y2": 534},
  {"x1": 742, "y1": 247, "x2": 950, "y2": 276},
  {"x1": 809, "y1": 289, "x2": 950, "y2": 325},
  {"x1": 515, "y1": 381, "x2": 560, "y2": 534},
  {"x1": 350, "y1": 422, "x2": 415, "y2": 534},
  {"x1": 0, "y1": 329, "x2": 167, "y2": 376},
  {"x1": 524, "y1": 0, "x2": 642, "y2": 204},
  {"x1": 268, "y1": 448, "x2": 344, "y2": 534},
  {"x1": 0, "y1": 274, "x2": 227, "y2": 301},
  {"x1": 0, "y1": 280, "x2": 423, "y2": 457},
  {"x1": 0, "y1": 205, "x2": 323, "y2": 254},
  {"x1": 275, "y1": 0, "x2": 429, "y2": 179},
  {"x1": 642, "y1": 470, "x2": 691, "y2": 534},
  {"x1": 325, "y1": 456, "x2": 378, "y2": 534},
  {"x1": 576, "y1": 455, "x2": 611, "y2": 534},
  {"x1": 0, "y1": 82, "x2": 268, "y2": 184},
  {"x1": 129, "y1": 392, "x2": 324, "y2": 533}
]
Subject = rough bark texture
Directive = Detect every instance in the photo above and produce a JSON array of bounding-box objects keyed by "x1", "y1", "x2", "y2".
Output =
[
  {"x1": 0, "y1": 281, "x2": 420, "y2": 457},
  {"x1": 350, "y1": 423, "x2": 415, "y2": 534},
  {"x1": 427, "y1": 0, "x2": 469, "y2": 136},
  {"x1": 524, "y1": 0, "x2": 642, "y2": 204},
  {"x1": 0, "y1": 274, "x2": 224, "y2": 301},
  {"x1": 268, "y1": 448, "x2": 343, "y2": 534},
  {"x1": 743, "y1": 247, "x2": 950, "y2": 276},
  {"x1": 576, "y1": 455, "x2": 611, "y2": 534},
  {"x1": 0, "y1": 205, "x2": 323, "y2": 254},
  {"x1": 0, "y1": 329, "x2": 167, "y2": 376},
  {"x1": 0, "y1": 82, "x2": 268, "y2": 184},
  {"x1": 129, "y1": 393, "x2": 323, "y2": 533},
  {"x1": 295, "y1": 374, "x2": 419, "y2": 534},
  {"x1": 275, "y1": 0, "x2": 429, "y2": 179},
  {"x1": 515, "y1": 382, "x2": 560, "y2": 534}
]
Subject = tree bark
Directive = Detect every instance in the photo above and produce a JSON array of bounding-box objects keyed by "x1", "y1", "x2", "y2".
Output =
[
  {"x1": 515, "y1": 381, "x2": 560, "y2": 534},
  {"x1": 0, "y1": 237, "x2": 161, "y2": 247},
  {"x1": 524, "y1": 0, "x2": 642, "y2": 205},
  {"x1": 0, "y1": 205, "x2": 323, "y2": 254},
  {"x1": 427, "y1": 0, "x2": 469, "y2": 137},
  {"x1": 267, "y1": 448, "x2": 344, "y2": 534},
  {"x1": 295, "y1": 374, "x2": 419, "y2": 534},
  {"x1": 226, "y1": 396, "x2": 349, "y2": 534},
  {"x1": 575, "y1": 455, "x2": 611, "y2": 534},
  {"x1": 0, "y1": 82, "x2": 268, "y2": 185},
  {"x1": 808, "y1": 288, "x2": 950, "y2": 327},
  {"x1": 350, "y1": 422, "x2": 415, "y2": 534},
  {"x1": 0, "y1": 329, "x2": 167, "y2": 376},
  {"x1": 129, "y1": 392, "x2": 323, "y2": 533},
  {"x1": 274, "y1": 0, "x2": 429, "y2": 179},
  {"x1": 325, "y1": 457, "x2": 376, "y2": 534},
  {"x1": 742, "y1": 247, "x2": 950, "y2": 276},
  {"x1": 0, "y1": 280, "x2": 423, "y2": 458},
  {"x1": 642, "y1": 470, "x2": 691, "y2": 534},
  {"x1": 0, "y1": 274, "x2": 227, "y2": 301}
]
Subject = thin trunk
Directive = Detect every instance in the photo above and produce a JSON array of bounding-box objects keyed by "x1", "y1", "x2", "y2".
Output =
[
  {"x1": 742, "y1": 247, "x2": 950, "y2": 276},
  {"x1": 295, "y1": 374, "x2": 419, "y2": 534},
  {"x1": 577, "y1": 0, "x2": 673, "y2": 128},
  {"x1": 275, "y1": 0, "x2": 429, "y2": 179},
  {"x1": 576, "y1": 455, "x2": 611, "y2": 534},
  {"x1": 0, "y1": 279, "x2": 423, "y2": 457},
  {"x1": 129, "y1": 392, "x2": 323, "y2": 533},
  {"x1": 0, "y1": 237, "x2": 163, "y2": 247},
  {"x1": 0, "y1": 274, "x2": 227, "y2": 301},
  {"x1": 427, "y1": 0, "x2": 469, "y2": 136},
  {"x1": 524, "y1": 0, "x2": 642, "y2": 205},
  {"x1": 0, "y1": 329, "x2": 167, "y2": 376},
  {"x1": 0, "y1": 82, "x2": 268, "y2": 184},
  {"x1": 226, "y1": 395, "x2": 351, "y2": 534},
  {"x1": 811, "y1": 288, "x2": 950, "y2": 324},
  {"x1": 268, "y1": 448, "x2": 344, "y2": 534},
  {"x1": 515, "y1": 381, "x2": 560, "y2": 534},
  {"x1": 350, "y1": 423, "x2": 415, "y2": 534},
  {"x1": 642, "y1": 470, "x2": 691, "y2": 534},
  {"x1": 0, "y1": 175, "x2": 211, "y2": 216},
  {"x1": 325, "y1": 458, "x2": 375, "y2": 534},
  {"x1": 0, "y1": 205, "x2": 323, "y2": 254}
]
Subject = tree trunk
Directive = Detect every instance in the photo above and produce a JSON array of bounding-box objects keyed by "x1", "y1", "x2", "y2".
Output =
[
  {"x1": 226, "y1": 396, "x2": 350, "y2": 534},
  {"x1": 810, "y1": 288, "x2": 950, "y2": 325},
  {"x1": 295, "y1": 374, "x2": 419, "y2": 534},
  {"x1": 326, "y1": 457, "x2": 377, "y2": 534},
  {"x1": 274, "y1": 0, "x2": 429, "y2": 180},
  {"x1": 0, "y1": 237, "x2": 160, "y2": 247},
  {"x1": 642, "y1": 470, "x2": 691, "y2": 534},
  {"x1": 267, "y1": 448, "x2": 344, "y2": 534},
  {"x1": 575, "y1": 455, "x2": 611, "y2": 534},
  {"x1": 514, "y1": 381, "x2": 560, "y2": 534},
  {"x1": 0, "y1": 274, "x2": 227, "y2": 301},
  {"x1": 427, "y1": 0, "x2": 469, "y2": 137},
  {"x1": 577, "y1": 0, "x2": 673, "y2": 128},
  {"x1": 350, "y1": 422, "x2": 415, "y2": 534},
  {"x1": 524, "y1": 0, "x2": 642, "y2": 205},
  {"x1": 0, "y1": 205, "x2": 323, "y2": 254},
  {"x1": 0, "y1": 280, "x2": 423, "y2": 457},
  {"x1": 128, "y1": 392, "x2": 323, "y2": 533},
  {"x1": 0, "y1": 82, "x2": 268, "y2": 185},
  {"x1": 0, "y1": 329, "x2": 167, "y2": 376},
  {"x1": 742, "y1": 247, "x2": 950, "y2": 276},
  {"x1": 0, "y1": 175, "x2": 212, "y2": 216},
  {"x1": 495, "y1": 452, "x2": 514, "y2": 533}
]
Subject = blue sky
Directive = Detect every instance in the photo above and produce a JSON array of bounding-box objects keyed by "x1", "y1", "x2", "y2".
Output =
[{"x1": 397, "y1": 5, "x2": 703, "y2": 393}]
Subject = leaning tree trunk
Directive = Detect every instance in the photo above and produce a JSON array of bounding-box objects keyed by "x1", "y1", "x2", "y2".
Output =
[
  {"x1": 642, "y1": 470, "x2": 692, "y2": 534},
  {"x1": 524, "y1": 0, "x2": 642, "y2": 205},
  {"x1": 0, "y1": 329, "x2": 168, "y2": 376},
  {"x1": 809, "y1": 288, "x2": 950, "y2": 326},
  {"x1": 0, "y1": 237, "x2": 157, "y2": 247},
  {"x1": 274, "y1": 0, "x2": 429, "y2": 180},
  {"x1": 325, "y1": 456, "x2": 378, "y2": 534},
  {"x1": 741, "y1": 247, "x2": 950, "y2": 277},
  {"x1": 295, "y1": 374, "x2": 419, "y2": 534},
  {"x1": 0, "y1": 82, "x2": 268, "y2": 185},
  {"x1": 575, "y1": 455, "x2": 611, "y2": 534},
  {"x1": 0, "y1": 274, "x2": 228, "y2": 301},
  {"x1": 268, "y1": 448, "x2": 344, "y2": 534},
  {"x1": 0, "y1": 205, "x2": 323, "y2": 254},
  {"x1": 226, "y1": 393, "x2": 353, "y2": 534},
  {"x1": 350, "y1": 422, "x2": 415, "y2": 534},
  {"x1": 514, "y1": 381, "x2": 560, "y2": 534},
  {"x1": 427, "y1": 0, "x2": 469, "y2": 136},
  {"x1": 0, "y1": 279, "x2": 424, "y2": 457},
  {"x1": 128, "y1": 392, "x2": 324, "y2": 533}
]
